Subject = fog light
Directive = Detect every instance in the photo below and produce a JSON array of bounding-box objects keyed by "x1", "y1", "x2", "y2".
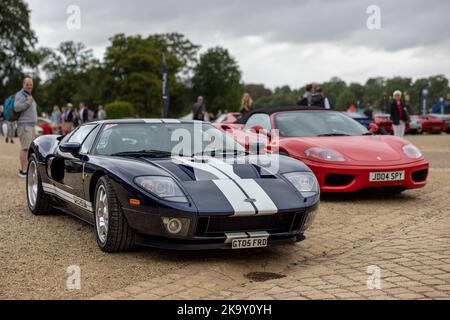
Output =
[{"x1": 162, "y1": 217, "x2": 190, "y2": 236}]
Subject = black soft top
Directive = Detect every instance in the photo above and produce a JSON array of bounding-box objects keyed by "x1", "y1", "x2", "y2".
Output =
[{"x1": 235, "y1": 106, "x2": 335, "y2": 124}]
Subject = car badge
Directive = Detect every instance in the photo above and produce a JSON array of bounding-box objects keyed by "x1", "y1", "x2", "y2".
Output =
[
  {"x1": 244, "y1": 198, "x2": 257, "y2": 203},
  {"x1": 377, "y1": 156, "x2": 382, "y2": 160}
]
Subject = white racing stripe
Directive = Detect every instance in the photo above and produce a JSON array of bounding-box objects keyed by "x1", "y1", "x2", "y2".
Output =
[
  {"x1": 234, "y1": 179, "x2": 278, "y2": 215},
  {"x1": 206, "y1": 157, "x2": 278, "y2": 215},
  {"x1": 212, "y1": 180, "x2": 256, "y2": 216},
  {"x1": 174, "y1": 156, "x2": 278, "y2": 216},
  {"x1": 42, "y1": 183, "x2": 93, "y2": 212}
]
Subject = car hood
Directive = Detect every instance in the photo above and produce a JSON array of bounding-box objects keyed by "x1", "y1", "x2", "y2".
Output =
[
  {"x1": 284, "y1": 135, "x2": 409, "y2": 163},
  {"x1": 106, "y1": 155, "x2": 315, "y2": 216}
]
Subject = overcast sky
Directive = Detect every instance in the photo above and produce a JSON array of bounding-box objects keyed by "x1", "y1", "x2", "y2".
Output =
[{"x1": 27, "y1": 0, "x2": 450, "y2": 89}]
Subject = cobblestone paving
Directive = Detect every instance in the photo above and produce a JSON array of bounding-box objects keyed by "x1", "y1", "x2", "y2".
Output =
[{"x1": 92, "y1": 135, "x2": 450, "y2": 300}]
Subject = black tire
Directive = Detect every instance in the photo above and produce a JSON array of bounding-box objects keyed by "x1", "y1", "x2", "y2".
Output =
[
  {"x1": 27, "y1": 154, "x2": 54, "y2": 215},
  {"x1": 94, "y1": 176, "x2": 135, "y2": 252}
]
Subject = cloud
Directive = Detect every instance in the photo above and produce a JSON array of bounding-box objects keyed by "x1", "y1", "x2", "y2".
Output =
[{"x1": 26, "y1": 0, "x2": 450, "y2": 88}]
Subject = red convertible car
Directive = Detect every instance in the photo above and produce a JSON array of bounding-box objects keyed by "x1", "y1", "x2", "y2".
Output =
[
  {"x1": 373, "y1": 114, "x2": 394, "y2": 135},
  {"x1": 222, "y1": 108, "x2": 429, "y2": 193},
  {"x1": 36, "y1": 117, "x2": 53, "y2": 135}
]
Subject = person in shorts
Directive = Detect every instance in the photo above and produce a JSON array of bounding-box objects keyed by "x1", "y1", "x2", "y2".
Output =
[{"x1": 14, "y1": 77, "x2": 37, "y2": 178}]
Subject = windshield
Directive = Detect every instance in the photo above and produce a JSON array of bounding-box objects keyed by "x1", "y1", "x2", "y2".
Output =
[
  {"x1": 94, "y1": 122, "x2": 246, "y2": 157},
  {"x1": 274, "y1": 111, "x2": 369, "y2": 137}
]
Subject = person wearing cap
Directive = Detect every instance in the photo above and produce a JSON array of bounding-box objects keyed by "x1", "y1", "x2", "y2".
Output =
[{"x1": 390, "y1": 90, "x2": 409, "y2": 137}]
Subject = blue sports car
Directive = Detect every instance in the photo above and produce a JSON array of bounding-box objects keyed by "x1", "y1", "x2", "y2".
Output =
[
  {"x1": 26, "y1": 119, "x2": 320, "y2": 252},
  {"x1": 342, "y1": 112, "x2": 373, "y2": 128}
]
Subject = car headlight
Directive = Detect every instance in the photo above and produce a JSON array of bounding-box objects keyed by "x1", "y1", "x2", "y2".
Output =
[
  {"x1": 403, "y1": 144, "x2": 422, "y2": 159},
  {"x1": 283, "y1": 172, "x2": 319, "y2": 197},
  {"x1": 305, "y1": 147, "x2": 345, "y2": 162},
  {"x1": 134, "y1": 176, "x2": 188, "y2": 203}
]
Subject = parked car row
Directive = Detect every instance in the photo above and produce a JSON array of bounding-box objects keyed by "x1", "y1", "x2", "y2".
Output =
[{"x1": 343, "y1": 112, "x2": 450, "y2": 135}]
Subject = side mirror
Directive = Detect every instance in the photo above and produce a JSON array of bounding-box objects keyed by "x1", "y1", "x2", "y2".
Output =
[
  {"x1": 248, "y1": 141, "x2": 267, "y2": 155},
  {"x1": 59, "y1": 142, "x2": 81, "y2": 154}
]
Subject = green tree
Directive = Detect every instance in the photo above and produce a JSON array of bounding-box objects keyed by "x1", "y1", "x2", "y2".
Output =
[
  {"x1": 105, "y1": 101, "x2": 136, "y2": 119},
  {"x1": 244, "y1": 84, "x2": 272, "y2": 101},
  {"x1": 335, "y1": 88, "x2": 356, "y2": 110},
  {"x1": 428, "y1": 75, "x2": 449, "y2": 105},
  {"x1": 101, "y1": 34, "x2": 187, "y2": 117},
  {"x1": 384, "y1": 77, "x2": 412, "y2": 100},
  {"x1": 348, "y1": 83, "x2": 365, "y2": 106},
  {"x1": 409, "y1": 78, "x2": 430, "y2": 114},
  {"x1": 322, "y1": 77, "x2": 347, "y2": 108},
  {"x1": 364, "y1": 77, "x2": 385, "y2": 108},
  {"x1": 148, "y1": 33, "x2": 200, "y2": 78},
  {"x1": 0, "y1": 0, "x2": 38, "y2": 99},
  {"x1": 254, "y1": 92, "x2": 297, "y2": 108},
  {"x1": 39, "y1": 41, "x2": 98, "y2": 111},
  {"x1": 192, "y1": 47, "x2": 243, "y2": 114}
]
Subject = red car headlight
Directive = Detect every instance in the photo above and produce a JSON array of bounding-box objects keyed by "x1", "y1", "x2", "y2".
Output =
[
  {"x1": 403, "y1": 144, "x2": 422, "y2": 159},
  {"x1": 304, "y1": 147, "x2": 345, "y2": 162}
]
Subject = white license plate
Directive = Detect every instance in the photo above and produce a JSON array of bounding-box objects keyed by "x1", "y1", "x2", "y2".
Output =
[
  {"x1": 232, "y1": 237, "x2": 268, "y2": 249},
  {"x1": 369, "y1": 171, "x2": 405, "y2": 182}
]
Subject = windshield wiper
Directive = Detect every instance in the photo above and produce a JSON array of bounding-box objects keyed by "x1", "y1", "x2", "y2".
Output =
[
  {"x1": 317, "y1": 133, "x2": 351, "y2": 137},
  {"x1": 111, "y1": 149, "x2": 172, "y2": 157},
  {"x1": 362, "y1": 132, "x2": 373, "y2": 136}
]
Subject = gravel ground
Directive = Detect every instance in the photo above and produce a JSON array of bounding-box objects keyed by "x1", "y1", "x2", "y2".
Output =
[{"x1": 0, "y1": 134, "x2": 449, "y2": 300}]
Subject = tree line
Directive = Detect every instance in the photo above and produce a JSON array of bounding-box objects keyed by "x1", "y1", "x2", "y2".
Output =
[
  {"x1": 1, "y1": 0, "x2": 449, "y2": 118},
  {"x1": 249, "y1": 75, "x2": 450, "y2": 114}
]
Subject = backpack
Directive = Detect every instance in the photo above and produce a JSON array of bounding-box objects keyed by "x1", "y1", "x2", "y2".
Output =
[{"x1": 3, "y1": 95, "x2": 20, "y2": 121}]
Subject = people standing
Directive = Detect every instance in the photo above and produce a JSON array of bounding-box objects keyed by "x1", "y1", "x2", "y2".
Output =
[
  {"x1": 78, "y1": 102, "x2": 89, "y2": 124},
  {"x1": 64, "y1": 103, "x2": 75, "y2": 133},
  {"x1": 297, "y1": 84, "x2": 314, "y2": 106},
  {"x1": 51, "y1": 105, "x2": 62, "y2": 134},
  {"x1": 14, "y1": 77, "x2": 38, "y2": 178},
  {"x1": 73, "y1": 108, "x2": 79, "y2": 128},
  {"x1": 390, "y1": 90, "x2": 409, "y2": 137},
  {"x1": 192, "y1": 96, "x2": 206, "y2": 121},
  {"x1": 240, "y1": 93, "x2": 254, "y2": 117},
  {"x1": 97, "y1": 105, "x2": 106, "y2": 120},
  {"x1": 311, "y1": 86, "x2": 331, "y2": 109},
  {"x1": 404, "y1": 93, "x2": 412, "y2": 115}
]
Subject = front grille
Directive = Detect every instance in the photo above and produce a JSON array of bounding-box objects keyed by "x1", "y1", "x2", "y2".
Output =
[
  {"x1": 325, "y1": 174, "x2": 355, "y2": 186},
  {"x1": 412, "y1": 169, "x2": 428, "y2": 182},
  {"x1": 199, "y1": 212, "x2": 303, "y2": 236}
]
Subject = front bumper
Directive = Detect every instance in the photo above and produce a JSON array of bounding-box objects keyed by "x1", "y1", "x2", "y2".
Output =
[
  {"x1": 303, "y1": 159, "x2": 429, "y2": 193},
  {"x1": 123, "y1": 203, "x2": 319, "y2": 250},
  {"x1": 135, "y1": 231, "x2": 304, "y2": 250}
]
